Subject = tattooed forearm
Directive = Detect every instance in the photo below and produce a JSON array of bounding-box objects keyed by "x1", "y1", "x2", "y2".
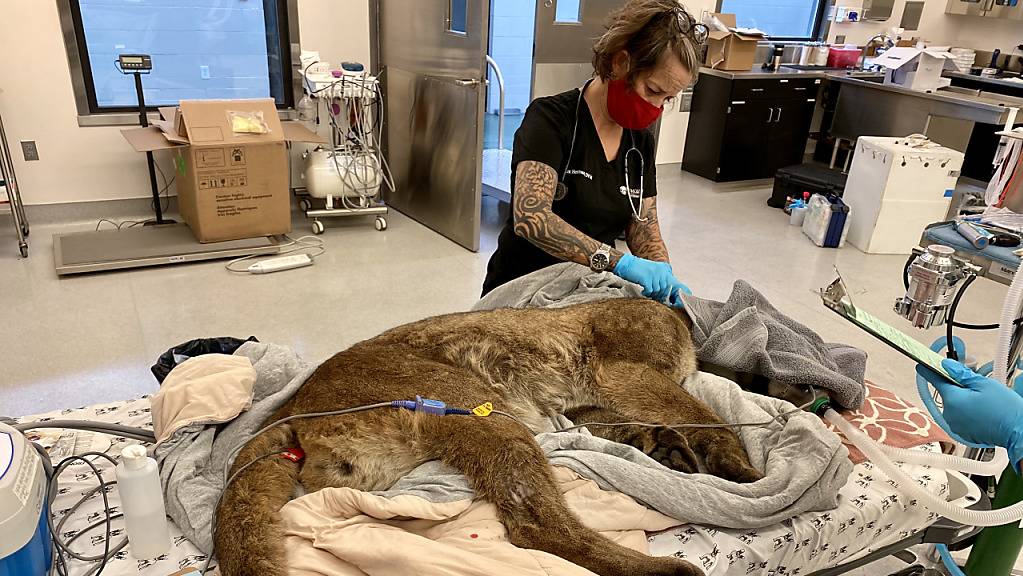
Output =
[
  {"x1": 512, "y1": 160, "x2": 623, "y2": 267},
  {"x1": 625, "y1": 198, "x2": 670, "y2": 262}
]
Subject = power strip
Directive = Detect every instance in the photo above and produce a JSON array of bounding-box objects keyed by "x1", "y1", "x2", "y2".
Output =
[{"x1": 247, "y1": 253, "x2": 314, "y2": 274}]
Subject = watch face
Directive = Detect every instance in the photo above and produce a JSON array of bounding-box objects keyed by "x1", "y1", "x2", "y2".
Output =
[{"x1": 592, "y1": 252, "x2": 609, "y2": 270}]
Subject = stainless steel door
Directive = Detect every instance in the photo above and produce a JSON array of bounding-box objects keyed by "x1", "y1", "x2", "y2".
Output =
[
  {"x1": 378, "y1": 0, "x2": 489, "y2": 251},
  {"x1": 532, "y1": 0, "x2": 625, "y2": 98}
]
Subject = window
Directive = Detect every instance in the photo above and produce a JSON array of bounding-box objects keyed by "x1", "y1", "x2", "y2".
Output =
[
  {"x1": 718, "y1": 0, "x2": 827, "y2": 41},
  {"x1": 555, "y1": 0, "x2": 582, "y2": 24},
  {"x1": 60, "y1": 0, "x2": 296, "y2": 118},
  {"x1": 448, "y1": 0, "x2": 468, "y2": 34}
]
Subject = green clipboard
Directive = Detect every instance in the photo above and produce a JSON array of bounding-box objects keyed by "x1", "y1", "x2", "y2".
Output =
[{"x1": 820, "y1": 276, "x2": 959, "y2": 384}]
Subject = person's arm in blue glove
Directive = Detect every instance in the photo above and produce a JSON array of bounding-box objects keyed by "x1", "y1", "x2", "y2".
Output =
[
  {"x1": 917, "y1": 358, "x2": 1023, "y2": 472},
  {"x1": 623, "y1": 198, "x2": 691, "y2": 308},
  {"x1": 614, "y1": 254, "x2": 690, "y2": 305}
]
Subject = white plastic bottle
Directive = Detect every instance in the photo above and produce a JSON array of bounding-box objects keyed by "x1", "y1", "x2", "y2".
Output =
[
  {"x1": 297, "y1": 94, "x2": 316, "y2": 126},
  {"x1": 115, "y1": 445, "x2": 170, "y2": 559}
]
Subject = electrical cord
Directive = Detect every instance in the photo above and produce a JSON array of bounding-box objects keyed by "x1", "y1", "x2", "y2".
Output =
[
  {"x1": 902, "y1": 253, "x2": 915, "y2": 291},
  {"x1": 95, "y1": 219, "x2": 149, "y2": 231},
  {"x1": 944, "y1": 274, "x2": 1023, "y2": 360},
  {"x1": 153, "y1": 160, "x2": 174, "y2": 214},
  {"x1": 40, "y1": 449, "x2": 123, "y2": 576},
  {"x1": 15, "y1": 420, "x2": 157, "y2": 443},
  {"x1": 93, "y1": 161, "x2": 174, "y2": 231},
  {"x1": 944, "y1": 274, "x2": 977, "y2": 360},
  {"x1": 224, "y1": 234, "x2": 326, "y2": 273},
  {"x1": 13, "y1": 422, "x2": 158, "y2": 576}
]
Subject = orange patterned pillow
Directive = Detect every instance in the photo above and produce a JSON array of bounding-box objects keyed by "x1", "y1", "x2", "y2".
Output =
[{"x1": 824, "y1": 381, "x2": 953, "y2": 464}]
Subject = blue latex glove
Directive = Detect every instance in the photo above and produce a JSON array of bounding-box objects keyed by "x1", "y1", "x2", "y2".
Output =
[
  {"x1": 916, "y1": 359, "x2": 1023, "y2": 471},
  {"x1": 614, "y1": 253, "x2": 685, "y2": 303},
  {"x1": 668, "y1": 279, "x2": 693, "y2": 309}
]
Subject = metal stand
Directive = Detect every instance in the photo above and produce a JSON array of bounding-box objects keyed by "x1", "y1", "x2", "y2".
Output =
[
  {"x1": 0, "y1": 106, "x2": 29, "y2": 258},
  {"x1": 128, "y1": 69, "x2": 173, "y2": 224}
]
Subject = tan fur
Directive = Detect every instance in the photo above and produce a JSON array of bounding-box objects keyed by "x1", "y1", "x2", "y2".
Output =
[{"x1": 216, "y1": 299, "x2": 761, "y2": 576}]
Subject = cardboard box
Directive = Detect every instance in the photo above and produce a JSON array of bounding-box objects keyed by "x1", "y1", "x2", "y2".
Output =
[
  {"x1": 873, "y1": 46, "x2": 959, "y2": 92},
  {"x1": 121, "y1": 99, "x2": 324, "y2": 243},
  {"x1": 704, "y1": 14, "x2": 765, "y2": 71}
]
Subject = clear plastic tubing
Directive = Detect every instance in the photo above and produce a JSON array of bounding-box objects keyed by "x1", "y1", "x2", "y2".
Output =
[
  {"x1": 994, "y1": 257, "x2": 1023, "y2": 386},
  {"x1": 825, "y1": 409, "x2": 1023, "y2": 526}
]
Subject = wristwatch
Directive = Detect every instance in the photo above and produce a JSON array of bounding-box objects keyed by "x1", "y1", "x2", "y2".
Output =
[{"x1": 590, "y1": 244, "x2": 612, "y2": 272}]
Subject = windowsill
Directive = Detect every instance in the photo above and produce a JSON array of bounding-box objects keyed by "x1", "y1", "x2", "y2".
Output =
[{"x1": 77, "y1": 108, "x2": 298, "y2": 128}]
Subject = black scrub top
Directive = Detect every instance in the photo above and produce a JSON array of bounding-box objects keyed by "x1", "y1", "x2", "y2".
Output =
[{"x1": 481, "y1": 87, "x2": 658, "y2": 296}]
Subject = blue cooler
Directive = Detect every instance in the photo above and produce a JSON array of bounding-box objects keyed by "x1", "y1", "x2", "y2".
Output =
[{"x1": 0, "y1": 422, "x2": 51, "y2": 576}]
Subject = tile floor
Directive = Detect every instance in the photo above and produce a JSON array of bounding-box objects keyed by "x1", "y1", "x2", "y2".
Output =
[{"x1": 1, "y1": 166, "x2": 1014, "y2": 574}]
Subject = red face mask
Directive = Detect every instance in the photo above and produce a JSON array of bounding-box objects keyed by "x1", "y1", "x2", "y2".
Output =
[{"x1": 606, "y1": 78, "x2": 663, "y2": 130}]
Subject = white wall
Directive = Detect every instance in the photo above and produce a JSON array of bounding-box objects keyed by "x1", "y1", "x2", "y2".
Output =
[
  {"x1": 654, "y1": 0, "x2": 717, "y2": 165},
  {"x1": 827, "y1": 0, "x2": 1023, "y2": 50},
  {"x1": 0, "y1": 0, "x2": 369, "y2": 206}
]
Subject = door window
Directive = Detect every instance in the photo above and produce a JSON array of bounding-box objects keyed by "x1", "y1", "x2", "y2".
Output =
[
  {"x1": 449, "y1": 0, "x2": 468, "y2": 34},
  {"x1": 555, "y1": 0, "x2": 583, "y2": 23}
]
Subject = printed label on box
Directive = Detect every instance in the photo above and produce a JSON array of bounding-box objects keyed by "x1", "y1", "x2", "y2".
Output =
[
  {"x1": 197, "y1": 168, "x2": 248, "y2": 190},
  {"x1": 214, "y1": 190, "x2": 276, "y2": 218},
  {"x1": 229, "y1": 147, "x2": 246, "y2": 166},
  {"x1": 195, "y1": 148, "x2": 226, "y2": 169}
]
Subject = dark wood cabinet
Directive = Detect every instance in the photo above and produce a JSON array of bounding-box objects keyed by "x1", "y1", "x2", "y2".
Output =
[{"x1": 682, "y1": 74, "x2": 820, "y2": 182}]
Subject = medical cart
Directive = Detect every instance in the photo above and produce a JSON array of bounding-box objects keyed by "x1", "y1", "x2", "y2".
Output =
[
  {"x1": 293, "y1": 66, "x2": 392, "y2": 234},
  {"x1": 0, "y1": 106, "x2": 28, "y2": 257}
]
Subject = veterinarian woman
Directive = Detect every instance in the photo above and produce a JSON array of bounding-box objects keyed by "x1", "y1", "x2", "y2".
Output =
[{"x1": 481, "y1": 0, "x2": 707, "y2": 307}]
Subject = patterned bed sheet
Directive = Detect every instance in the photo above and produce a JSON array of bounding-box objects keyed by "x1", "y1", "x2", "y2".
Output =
[{"x1": 16, "y1": 397, "x2": 948, "y2": 576}]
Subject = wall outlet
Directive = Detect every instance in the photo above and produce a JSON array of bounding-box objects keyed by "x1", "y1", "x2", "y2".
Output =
[
  {"x1": 200, "y1": 65, "x2": 210, "y2": 79},
  {"x1": 20, "y1": 141, "x2": 39, "y2": 161}
]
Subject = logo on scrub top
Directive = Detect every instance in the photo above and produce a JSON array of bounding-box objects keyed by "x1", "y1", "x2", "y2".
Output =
[{"x1": 620, "y1": 186, "x2": 641, "y2": 198}]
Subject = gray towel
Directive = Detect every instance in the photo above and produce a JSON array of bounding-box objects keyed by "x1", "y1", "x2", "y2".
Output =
[
  {"x1": 474, "y1": 263, "x2": 866, "y2": 409},
  {"x1": 682, "y1": 279, "x2": 866, "y2": 409}
]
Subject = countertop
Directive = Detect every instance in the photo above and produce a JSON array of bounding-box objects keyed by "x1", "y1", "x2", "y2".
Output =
[
  {"x1": 944, "y1": 70, "x2": 1023, "y2": 91},
  {"x1": 828, "y1": 74, "x2": 1023, "y2": 117},
  {"x1": 698, "y1": 65, "x2": 883, "y2": 81},
  {"x1": 698, "y1": 65, "x2": 1022, "y2": 123}
]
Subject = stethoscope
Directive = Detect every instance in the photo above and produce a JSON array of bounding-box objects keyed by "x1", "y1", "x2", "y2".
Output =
[{"x1": 556, "y1": 79, "x2": 647, "y2": 222}]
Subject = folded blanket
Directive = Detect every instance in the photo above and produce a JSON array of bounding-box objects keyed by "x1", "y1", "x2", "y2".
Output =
[
  {"x1": 154, "y1": 342, "x2": 314, "y2": 553},
  {"x1": 474, "y1": 263, "x2": 867, "y2": 409},
  {"x1": 280, "y1": 466, "x2": 679, "y2": 576}
]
